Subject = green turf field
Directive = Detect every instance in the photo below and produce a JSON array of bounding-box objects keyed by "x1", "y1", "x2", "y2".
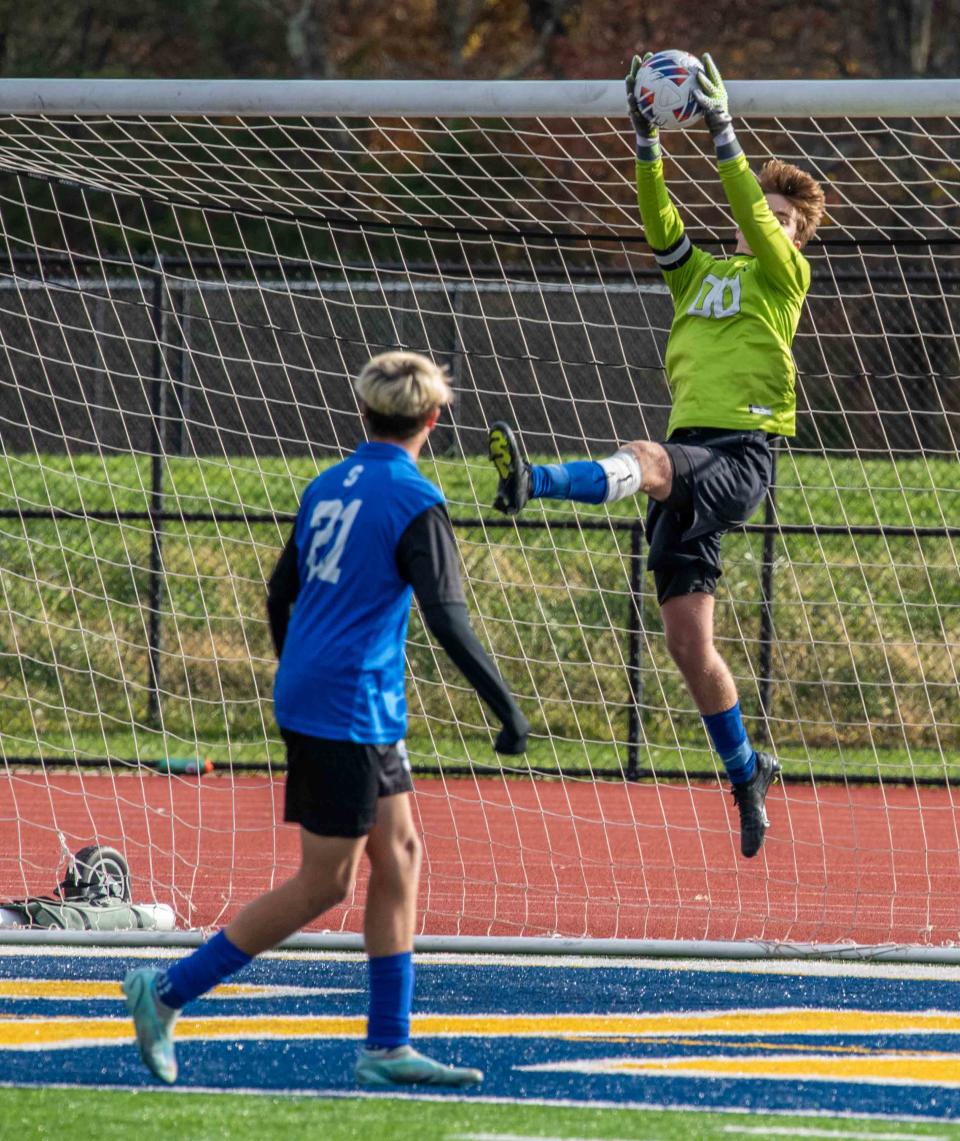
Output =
[
  {"x1": 3, "y1": 1088, "x2": 958, "y2": 1141},
  {"x1": 1, "y1": 450, "x2": 958, "y2": 781}
]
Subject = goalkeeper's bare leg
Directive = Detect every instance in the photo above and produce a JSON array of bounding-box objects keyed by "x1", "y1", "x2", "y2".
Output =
[{"x1": 661, "y1": 592, "x2": 780, "y2": 857}]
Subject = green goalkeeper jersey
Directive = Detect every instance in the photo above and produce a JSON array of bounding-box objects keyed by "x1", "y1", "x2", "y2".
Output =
[{"x1": 636, "y1": 150, "x2": 810, "y2": 438}]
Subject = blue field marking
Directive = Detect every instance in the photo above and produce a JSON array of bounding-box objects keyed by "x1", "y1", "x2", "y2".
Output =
[
  {"x1": 7, "y1": 950, "x2": 960, "y2": 1015},
  {"x1": 4, "y1": 1032, "x2": 960, "y2": 1119},
  {"x1": 2, "y1": 950, "x2": 960, "y2": 1120}
]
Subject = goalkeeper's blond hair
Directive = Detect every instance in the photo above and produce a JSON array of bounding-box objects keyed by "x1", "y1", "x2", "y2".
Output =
[
  {"x1": 355, "y1": 351, "x2": 453, "y2": 438},
  {"x1": 758, "y1": 159, "x2": 826, "y2": 247}
]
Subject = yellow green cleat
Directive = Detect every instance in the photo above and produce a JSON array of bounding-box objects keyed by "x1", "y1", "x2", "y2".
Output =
[{"x1": 488, "y1": 421, "x2": 531, "y2": 515}]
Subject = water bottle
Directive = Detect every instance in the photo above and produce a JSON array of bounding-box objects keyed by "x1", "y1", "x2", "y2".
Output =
[{"x1": 150, "y1": 757, "x2": 213, "y2": 776}]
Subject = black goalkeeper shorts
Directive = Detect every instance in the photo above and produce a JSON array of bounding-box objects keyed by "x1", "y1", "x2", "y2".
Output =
[
  {"x1": 645, "y1": 428, "x2": 776, "y2": 607},
  {"x1": 282, "y1": 729, "x2": 414, "y2": 839}
]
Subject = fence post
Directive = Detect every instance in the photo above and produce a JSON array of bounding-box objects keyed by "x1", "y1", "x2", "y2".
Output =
[
  {"x1": 146, "y1": 259, "x2": 167, "y2": 726},
  {"x1": 626, "y1": 520, "x2": 644, "y2": 780},
  {"x1": 756, "y1": 441, "x2": 779, "y2": 744},
  {"x1": 170, "y1": 286, "x2": 190, "y2": 456},
  {"x1": 449, "y1": 283, "x2": 463, "y2": 388}
]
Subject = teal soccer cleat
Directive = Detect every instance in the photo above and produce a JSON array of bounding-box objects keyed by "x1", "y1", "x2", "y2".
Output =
[
  {"x1": 122, "y1": 967, "x2": 178, "y2": 1084},
  {"x1": 355, "y1": 1044, "x2": 483, "y2": 1087}
]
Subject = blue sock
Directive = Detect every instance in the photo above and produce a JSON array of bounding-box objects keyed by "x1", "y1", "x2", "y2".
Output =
[
  {"x1": 155, "y1": 929, "x2": 253, "y2": 1010},
  {"x1": 531, "y1": 461, "x2": 607, "y2": 504},
  {"x1": 702, "y1": 702, "x2": 756, "y2": 785},
  {"x1": 366, "y1": 951, "x2": 414, "y2": 1050}
]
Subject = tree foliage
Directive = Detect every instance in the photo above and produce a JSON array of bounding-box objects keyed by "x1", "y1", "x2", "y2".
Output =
[{"x1": 2, "y1": 0, "x2": 959, "y2": 80}]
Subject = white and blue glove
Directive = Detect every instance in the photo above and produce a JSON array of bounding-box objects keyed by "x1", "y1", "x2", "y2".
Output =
[
  {"x1": 693, "y1": 52, "x2": 741, "y2": 157},
  {"x1": 626, "y1": 53, "x2": 659, "y2": 145}
]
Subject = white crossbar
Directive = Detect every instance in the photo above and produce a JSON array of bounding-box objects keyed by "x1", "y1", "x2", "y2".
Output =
[{"x1": 1, "y1": 78, "x2": 959, "y2": 118}]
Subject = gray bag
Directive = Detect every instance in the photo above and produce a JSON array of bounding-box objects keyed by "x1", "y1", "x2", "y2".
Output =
[{"x1": 2, "y1": 844, "x2": 173, "y2": 931}]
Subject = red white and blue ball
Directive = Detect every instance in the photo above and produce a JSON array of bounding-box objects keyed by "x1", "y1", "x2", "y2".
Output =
[{"x1": 634, "y1": 50, "x2": 705, "y2": 131}]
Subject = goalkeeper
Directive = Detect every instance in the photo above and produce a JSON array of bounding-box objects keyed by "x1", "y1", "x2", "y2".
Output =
[
  {"x1": 488, "y1": 53, "x2": 824, "y2": 858},
  {"x1": 124, "y1": 351, "x2": 529, "y2": 1088}
]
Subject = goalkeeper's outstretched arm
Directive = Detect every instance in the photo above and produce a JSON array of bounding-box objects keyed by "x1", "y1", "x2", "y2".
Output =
[
  {"x1": 626, "y1": 55, "x2": 706, "y2": 292},
  {"x1": 694, "y1": 53, "x2": 823, "y2": 298}
]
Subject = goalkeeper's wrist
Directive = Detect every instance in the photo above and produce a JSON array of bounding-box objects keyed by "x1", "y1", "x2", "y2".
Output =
[
  {"x1": 709, "y1": 120, "x2": 742, "y2": 162},
  {"x1": 635, "y1": 133, "x2": 661, "y2": 162}
]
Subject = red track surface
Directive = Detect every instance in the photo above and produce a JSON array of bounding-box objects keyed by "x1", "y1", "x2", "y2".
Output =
[{"x1": 4, "y1": 771, "x2": 960, "y2": 944}]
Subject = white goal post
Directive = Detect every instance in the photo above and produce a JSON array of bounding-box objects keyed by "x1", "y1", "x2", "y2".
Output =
[
  {"x1": 2, "y1": 77, "x2": 960, "y2": 117},
  {"x1": 0, "y1": 78, "x2": 958, "y2": 959}
]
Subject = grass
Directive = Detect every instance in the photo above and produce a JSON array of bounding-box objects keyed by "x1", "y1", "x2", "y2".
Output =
[
  {"x1": 2, "y1": 725, "x2": 952, "y2": 785},
  {"x1": 2, "y1": 1088, "x2": 957, "y2": 1141},
  {"x1": 1, "y1": 449, "x2": 958, "y2": 782}
]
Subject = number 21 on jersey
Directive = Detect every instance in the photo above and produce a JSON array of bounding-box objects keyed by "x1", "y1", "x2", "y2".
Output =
[{"x1": 306, "y1": 498, "x2": 363, "y2": 584}]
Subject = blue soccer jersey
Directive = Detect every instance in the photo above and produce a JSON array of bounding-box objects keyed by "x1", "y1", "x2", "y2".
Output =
[{"x1": 273, "y1": 441, "x2": 445, "y2": 743}]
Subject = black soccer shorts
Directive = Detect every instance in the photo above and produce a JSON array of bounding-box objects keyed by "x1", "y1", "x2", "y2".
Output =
[
  {"x1": 282, "y1": 729, "x2": 414, "y2": 838},
  {"x1": 645, "y1": 427, "x2": 775, "y2": 606}
]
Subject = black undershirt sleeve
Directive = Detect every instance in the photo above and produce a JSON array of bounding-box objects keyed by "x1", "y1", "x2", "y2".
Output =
[
  {"x1": 394, "y1": 502, "x2": 466, "y2": 610},
  {"x1": 396, "y1": 504, "x2": 529, "y2": 749},
  {"x1": 266, "y1": 530, "x2": 299, "y2": 657}
]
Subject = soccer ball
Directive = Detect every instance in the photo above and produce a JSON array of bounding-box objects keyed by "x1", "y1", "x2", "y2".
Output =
[{"x1": 634, "y1": 50, "x2": 705, "y2": 131}]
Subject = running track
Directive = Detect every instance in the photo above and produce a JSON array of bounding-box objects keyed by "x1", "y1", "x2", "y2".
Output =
[{"x1": 4, "y1": 772, "x2": 960, "y2": 944}]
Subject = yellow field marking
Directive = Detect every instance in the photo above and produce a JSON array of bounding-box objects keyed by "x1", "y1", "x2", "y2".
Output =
[
  {"x1": 521, "y1": 1053, "x2": 960, "y2": 1087},
  {"x1": 5, "y1": 1008, "x2": 960, "y2": 1049},
  {"x1": 429, "y1": 1010, "x2": 960, "y2": 1037},
  {"x1": 0, "y1": 1015, "x2": 366, "y2": 1047},
  {"x1": 0, "y1": 981, "x2": 348, "y2": 1000},
  {"x1": 0, "y1": 981, "x2": 124, "y2": 1000},
  {"x1": 409, "y1": 1010, "x2": 960, "y2": 1037},
  {"x1": 591, "y1": 1037, "x2": 890, "y2": 1055},
  {"x1": 629, "y1": 1054, "x2": 960, "y2": 1084}
]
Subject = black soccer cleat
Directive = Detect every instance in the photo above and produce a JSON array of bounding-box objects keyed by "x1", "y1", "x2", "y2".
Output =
[
  {"x1": 488, "y1": 421, "x2": 532, "y2": 516},
  {"x1": 731, "y1": 751, "x2": 781, "y2": 858}
]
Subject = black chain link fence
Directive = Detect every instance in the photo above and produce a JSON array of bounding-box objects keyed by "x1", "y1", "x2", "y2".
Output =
[{"x1": 1, "y1": 260, "x2": 958, "y2": 777}]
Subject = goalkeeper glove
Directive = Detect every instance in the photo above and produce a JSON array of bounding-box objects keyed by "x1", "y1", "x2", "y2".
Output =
[
  {"x1": 694, "y1": 52, "x2": 733, "y2": 138},
  {"x1": 494, "y1": 714, "x2": 530, "y2": 756},
  {"x1": 626, "y1": 53, "x2": 659, "y2": 146}
]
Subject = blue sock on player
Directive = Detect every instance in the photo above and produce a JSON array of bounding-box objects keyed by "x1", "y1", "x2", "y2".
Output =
[
  {"x1": 702, "y1": 702, "x2": 757, "y2": 785},
  {"x1": 366, "y1": 951, "x2": 414, "y2": 1049},
  {"x1": 155, "y1": 929, "x2": 253, "y2": 1010},
  {"x1": 531, "y1": 461, "x2": 607, "y2": 504}
]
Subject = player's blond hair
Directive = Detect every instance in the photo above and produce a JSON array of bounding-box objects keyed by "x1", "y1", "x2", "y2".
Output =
[
  {"x1": 758, "y1": 159, "x2": 826, "y2": 247},
  {"x1": 355, "y1": 351, "x2": 453, "y2": 438}
]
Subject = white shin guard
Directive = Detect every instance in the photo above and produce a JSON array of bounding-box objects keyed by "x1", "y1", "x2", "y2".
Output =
[{"x1": 599, "y1": 448, "x2": 644, "y2": 503}]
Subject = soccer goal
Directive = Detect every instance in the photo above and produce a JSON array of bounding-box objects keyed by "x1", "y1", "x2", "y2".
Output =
[{"x1": 0, "y1": 78, "x2": 958, "y2": 957}]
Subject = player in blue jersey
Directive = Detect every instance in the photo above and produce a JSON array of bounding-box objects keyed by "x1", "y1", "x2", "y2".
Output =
[{"x1": 123, "y1": 351, "x2": 530, "y2": 1088}]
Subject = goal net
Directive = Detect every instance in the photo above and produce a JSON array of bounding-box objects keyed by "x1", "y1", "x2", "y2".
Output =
[{"x1": 0, "y1": 79, "x2": 957, "y2": 950}]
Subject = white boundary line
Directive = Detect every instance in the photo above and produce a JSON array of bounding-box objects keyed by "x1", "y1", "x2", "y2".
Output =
[
  {"x1": 719, "y1": 1129, "x2": 948, "y2": 1140},
  {"x1": 4, "y1": 944, "x2": 960, "y2": 982},
  {"x1": 5, "y1": 930, "x2": 960, "y2": 966}
]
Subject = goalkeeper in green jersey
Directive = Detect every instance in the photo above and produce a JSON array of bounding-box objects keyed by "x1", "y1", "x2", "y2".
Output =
[{"x1": 488, "y1": 53, "x2": 825, "y2": 859}]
